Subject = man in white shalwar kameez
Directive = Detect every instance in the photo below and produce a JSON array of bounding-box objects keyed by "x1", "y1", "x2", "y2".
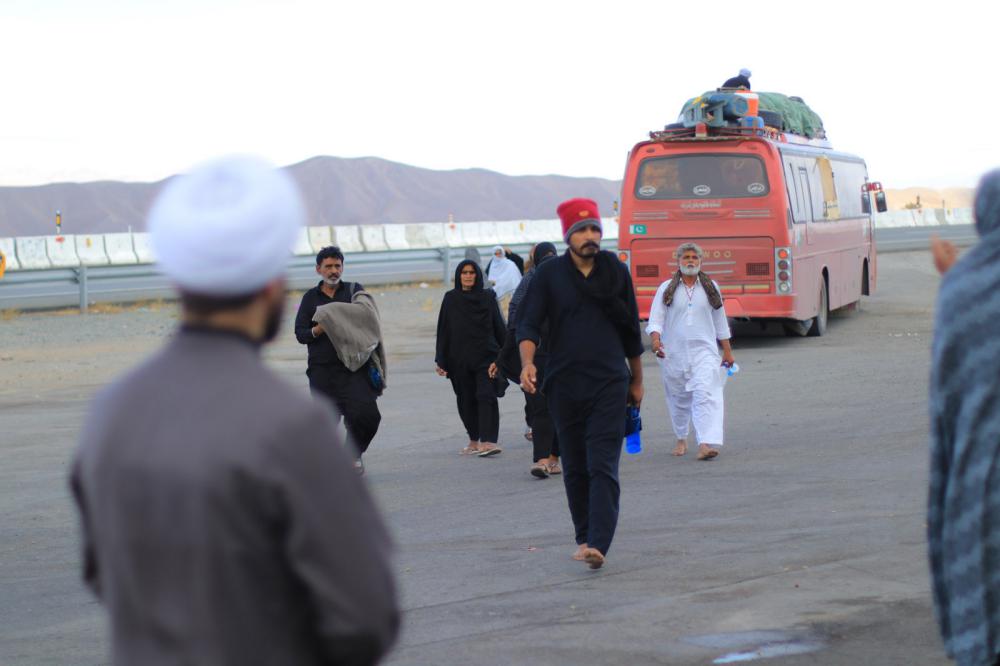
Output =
[{"x1": 646, "y1": 242, "x2": 735, "y2": 460}]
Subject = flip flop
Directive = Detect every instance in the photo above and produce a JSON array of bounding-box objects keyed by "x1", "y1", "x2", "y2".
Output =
[
  {"x1": 530, "y1": 463, "x2": 549, "y2": 478},
  {"x1": 460, "y1": 446, "x2": 481, "y2": 455},
  {"x1": 478, "y1": 446, "x2": 502, "y2": 458}
]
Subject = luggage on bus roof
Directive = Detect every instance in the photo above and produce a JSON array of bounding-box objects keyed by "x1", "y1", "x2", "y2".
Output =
[{"x1": 678, "y1": 90, "x2": 826, "y2": 139}]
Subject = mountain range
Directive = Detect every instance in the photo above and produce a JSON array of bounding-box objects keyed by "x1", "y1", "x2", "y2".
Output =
[
  {"x1": 0, "y1": 156, "x2": 622, "y2": 237},
  {"x1": 0, "y1": 156, "x2": 973, "y2": 237}
]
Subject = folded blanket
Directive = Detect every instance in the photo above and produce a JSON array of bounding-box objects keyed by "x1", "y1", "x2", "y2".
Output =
[{"x1": 314, "y1": 290, "x2": 387, "y2": 387}]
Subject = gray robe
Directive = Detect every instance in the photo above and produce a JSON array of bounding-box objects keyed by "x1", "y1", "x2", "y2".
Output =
[
  {"x1": 929, "y1": 169, "x2": 1000, "y2": 666},
  {"x1": 70, "y1": 327, "x2": 399, "y2": 666}
]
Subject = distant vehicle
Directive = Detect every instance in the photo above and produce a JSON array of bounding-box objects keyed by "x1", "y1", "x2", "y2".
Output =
[{"x1": 617, "y1": 91, "x2": 887, "y2": 336}]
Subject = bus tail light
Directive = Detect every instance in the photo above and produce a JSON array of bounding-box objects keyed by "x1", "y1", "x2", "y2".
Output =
[
  {"x1": 618, "y1": 249, "x2": 631, "y2": 269},
  {"x1": 775, "y1": 247, "x2": 792, "y2": 294}
]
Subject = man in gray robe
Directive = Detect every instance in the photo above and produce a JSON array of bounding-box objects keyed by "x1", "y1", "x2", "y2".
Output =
[{"x1": 69, "y1": 156, "x2": 399, "y2": 665}]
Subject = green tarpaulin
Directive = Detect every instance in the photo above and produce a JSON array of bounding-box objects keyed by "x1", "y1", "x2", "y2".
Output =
[{"x1": 679, "y1": 91, "x2": 825, "y2": 139}]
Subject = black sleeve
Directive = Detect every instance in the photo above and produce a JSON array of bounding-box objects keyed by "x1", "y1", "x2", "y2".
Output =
[
  {"x1": 69, "y1": 459, "x2": 101, "y2": 599},
  {"x1": 507, "y1": 252, "x2": 524, "y2": 275},
  {"x1": 434, "y1": 295, "x2": 450, "y2": 371},
  {"x1": 620, "y1": 265, "x2": 645, "y2": 359},
  {"x1": 491, "y1": 298, "x2": 506, "y2": 347},
  {"x1": 295, "y1": 291, "x2": 317, "y2": 345},
  {"x1": 516, "y1": 267, "x2": 547, "y2": 346}
]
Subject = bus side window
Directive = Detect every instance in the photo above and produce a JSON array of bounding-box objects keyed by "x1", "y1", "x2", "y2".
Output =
[
  {"x1": 817, "y1": 157, "x2": 840, "y2": 221},
  {"x1": 798, "y1": 168, "x2": 815, "y2": 223},
  {"x1": 788, "y1": 163, "x2": 805, "y2": 223}
]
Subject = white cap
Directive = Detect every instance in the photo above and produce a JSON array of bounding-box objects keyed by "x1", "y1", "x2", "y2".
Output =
[
  {"x1": 740, "y1": 68, "x2": 752, "y2": 77},
  {"x1": 149, "y1": 155, "x2": 305, "y2": 296}
]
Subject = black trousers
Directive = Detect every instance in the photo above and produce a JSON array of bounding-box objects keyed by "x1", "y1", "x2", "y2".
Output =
[
  {"x1": 525, "y1": 388, "x2": 559, "y2": 461},
  {"x1": 449, "y1": 367, "x2": 499, "y2": 443},
  {"x1": 546, "y1": 377, "x2": 628, "y2": 556},
  {"x1": 307, "y1": 362, "x2": 382, "y2": 456}
]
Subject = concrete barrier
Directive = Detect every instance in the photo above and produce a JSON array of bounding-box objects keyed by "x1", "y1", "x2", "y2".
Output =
[
  {"x1": 105, "y1": 233, "x2": 139, "y2": 264},
  {"x1": 383, "y1": 224, "x2": 410, "y2": 251},
  {"x1": 133, "y1": 233, "x2": 155, "y2": 263},
  {"x1": 0, "y1": 237, "x2": 20, "y2": 272},
  {"x1": 952, "y1": 208, "x2": 974, "y2": 225},
  {"x1": 308, "y1": 226, "x2": 334, "y2": 252},
  {"x1": 293, "y1": 228, "x2": 313, "y2": 256},
  {"x1": 46, "y1": 235, "x2": 80, "y2": 267},
  {"x1": 360, "y1": 225, "x2": 389, "y2": 252},
  {"x1": 461, "y1": 221, "x2": 501, "y2": 247},
  {"x1": 522, "y1": 219, "x2": 562, "y2": 243},
  {"x1": 16, "y1": 237, "x2": 52, "y2": 269},
  {"x1": 405, "y1": 223, "x2": 447, "y2": 250},
  {"x1": 603, "y1": 218, "x2": 620, "y2": 241},
  {"x1": 495, "y1": 220, "x2": 528, "y2": 244},
  {"x1": 333, "y1": 225, "x2": 365, "y2": 253},
  {"x1": 75, "y1": 234, "x2": 110, "y2": 266},
  {"x1": 444, "y1": 222, "x2": 465, "y2": 248}
]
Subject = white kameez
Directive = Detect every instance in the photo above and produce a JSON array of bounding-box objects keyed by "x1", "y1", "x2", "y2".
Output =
[{"x1": 645, "y1": 277, "x2": 731, "y2": 445}]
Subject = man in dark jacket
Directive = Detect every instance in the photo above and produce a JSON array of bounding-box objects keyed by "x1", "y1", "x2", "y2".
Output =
[
  {"x1": 722, "y1": 68, "x2": 752, "y2": 89},
  {"x1": 70, "y1": 157, "x2": 399, "y2": 666},
  {"x1": 517, "y1": 198, "x2": 644, "y2": 570},
  {"x1": 296, "y1": 245, "x2": 382, "y2": 470}
]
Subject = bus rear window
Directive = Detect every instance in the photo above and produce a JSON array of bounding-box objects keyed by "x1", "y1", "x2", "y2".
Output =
[{"x1": 635, "y1": 155, "x2": 770, "y2": 200}]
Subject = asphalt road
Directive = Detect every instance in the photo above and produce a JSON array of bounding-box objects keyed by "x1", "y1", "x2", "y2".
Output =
[{"x1": 0, "y1": 250, "x2": 951, "y2": 665}]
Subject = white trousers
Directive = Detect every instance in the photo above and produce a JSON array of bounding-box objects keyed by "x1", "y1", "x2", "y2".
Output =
[{"x1": 659, "y1": 360, "x2": 725, "y2": 445}]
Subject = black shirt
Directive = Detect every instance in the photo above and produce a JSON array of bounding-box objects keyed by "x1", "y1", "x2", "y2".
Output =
[
  {"x1": 295, "y1": 281, "x2": 362, "y2": 369},
  {"x1": 722, "y1": 74, "x2": 751, "y2": 89},
  {"x1": 516, "y1": 253, "x2": 643, "y2": 392}
]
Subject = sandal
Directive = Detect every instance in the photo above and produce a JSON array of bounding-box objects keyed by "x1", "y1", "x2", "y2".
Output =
[
  {"x1": 460, "y1": 444, "x2": 482, "y2": 455},
  {"x1": 546, "y1": 461, "x2": 562, "y2": 475},
  {"x1": 477, "y1": 444, "x2": 502, "y2": 458},
  {"x1": 530, "y1": 462, "x2": 549, "y2": 478}
]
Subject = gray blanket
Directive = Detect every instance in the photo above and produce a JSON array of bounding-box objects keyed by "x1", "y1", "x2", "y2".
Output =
[
  {"x1": 314, "y1": 290, "x2": 387, "y2": 387},
  {"x1": 929, "y1": 168, "x2": 1000, "y2": 666}
]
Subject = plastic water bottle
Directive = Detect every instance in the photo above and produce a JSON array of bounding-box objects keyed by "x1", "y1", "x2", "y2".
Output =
[
  {"x1": 625, "y1": 406, "x2": 642, "y2": 455},
  {"x1": 725, "y1": 362, "x2": 740, "y2": 377}
]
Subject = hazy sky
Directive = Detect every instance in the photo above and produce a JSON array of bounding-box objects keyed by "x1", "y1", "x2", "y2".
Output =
[{"x1": 0, "y1": 0, "x2": 994, "y2": 189}]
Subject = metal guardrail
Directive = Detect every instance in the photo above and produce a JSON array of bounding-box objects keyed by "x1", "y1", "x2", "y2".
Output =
[
  {"x1": 0, "y1": 226, "x2": 980, "y2": 312},
  {"x1": 0, "y1": 245, "x2": 535, "y2": 312}
]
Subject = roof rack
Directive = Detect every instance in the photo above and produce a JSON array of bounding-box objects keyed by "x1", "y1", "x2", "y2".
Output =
[{"x1": 648, "y1": 124, "x2": 832, "y2": 149}]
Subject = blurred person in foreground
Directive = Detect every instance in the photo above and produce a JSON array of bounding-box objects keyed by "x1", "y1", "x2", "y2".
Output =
[
  {"x1": 929, "y1": 168, "x2": 1000, "y2": 666},
  {"x1": 69, "y1": 156, "x2": 399, "y2": 666},
  {"x1": 517, "y1": 198, "x2": 644, "y2": 570}
]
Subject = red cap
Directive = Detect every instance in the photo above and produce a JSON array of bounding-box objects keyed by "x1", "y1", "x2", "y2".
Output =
[{"x1": 557, "y1": 198, "x2": 602, "y2": 242}]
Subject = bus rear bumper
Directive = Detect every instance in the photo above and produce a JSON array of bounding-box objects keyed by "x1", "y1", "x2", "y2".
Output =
[{"x1": 721, "y1": 295, "x2": 796, "y2": 319}]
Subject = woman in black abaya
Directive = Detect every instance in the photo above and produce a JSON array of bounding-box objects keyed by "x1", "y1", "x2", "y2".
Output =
[{"x1": 435, "y1": 260, "x2": 507, "y2": 457}]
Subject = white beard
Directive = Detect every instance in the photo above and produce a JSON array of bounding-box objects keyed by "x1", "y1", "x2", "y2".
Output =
[
  {"x1": 681, "y1": 265, "x2": 700, "y2": 276},
  {"x1": 323, "y1": 277, "x2": 341, "y2": 286}
]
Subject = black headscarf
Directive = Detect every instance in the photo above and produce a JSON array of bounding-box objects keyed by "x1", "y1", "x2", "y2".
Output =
[
  {"x1": 435, "y1": 260, "x2": 505, "y2": 372},
  {"x1": 928, "y1": 168, "x2": 1000, "y2": 664},
  {"x1": 565, "y1": 249, "x2": 641, "y2": 344},
  {"x1": 532, "y1": 242, "x2": 557, "y2": 267}
]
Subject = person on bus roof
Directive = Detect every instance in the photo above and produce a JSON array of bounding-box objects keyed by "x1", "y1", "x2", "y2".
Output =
[{"x1": 721, "y1": 68, "x2": 752, "y2": 90}]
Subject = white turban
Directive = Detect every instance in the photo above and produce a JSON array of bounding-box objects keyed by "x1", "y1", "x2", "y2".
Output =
[
  {"x1": 740, "y1": 68, "x2": 752, "y2": 78},
  {"x1": 149, "y1": 155, "x2": 304, "y2": 296}
]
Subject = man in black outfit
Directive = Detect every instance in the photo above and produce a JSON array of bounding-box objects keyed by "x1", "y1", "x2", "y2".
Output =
[
  {"x1": 722, "y1": 68, "x2": 752, "y2": 89},
  {"x1": 517, "y1": 198, "x2": 644, "y2": 570},
  {"x1": 296, "y1": 246, "x2": 382, "y2": 470}
]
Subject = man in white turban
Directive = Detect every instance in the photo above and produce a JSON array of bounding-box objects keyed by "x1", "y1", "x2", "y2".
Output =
[
  {"x1": 486, "y1": 244, "x2": 521, "y2": 318},
  {"x1": 69, "y1": 156, "x2": 399, "y2": 665}
]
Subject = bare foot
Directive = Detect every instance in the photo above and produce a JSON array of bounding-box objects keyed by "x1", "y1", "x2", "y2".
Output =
[
  {"x1": 697, "y1": 444, "x2": 719, "y2": 461},
  {"x1": 581, "y1": 547, "x2": 605, "y2": 570},
  {"x1": 572, "y1": 544, "x2": 588, "y2": 561},
  {"x1": 672, "y1": 439, "x2": 687, "y2": 456}
]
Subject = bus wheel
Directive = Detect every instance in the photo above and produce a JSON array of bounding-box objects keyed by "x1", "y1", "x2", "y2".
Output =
[
  {"x1": 807, "y1": 281, "x2": 829, "y2": 337},
  {"x1": 783, "y1": 319, "x2": 812, "y2": 337}
]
